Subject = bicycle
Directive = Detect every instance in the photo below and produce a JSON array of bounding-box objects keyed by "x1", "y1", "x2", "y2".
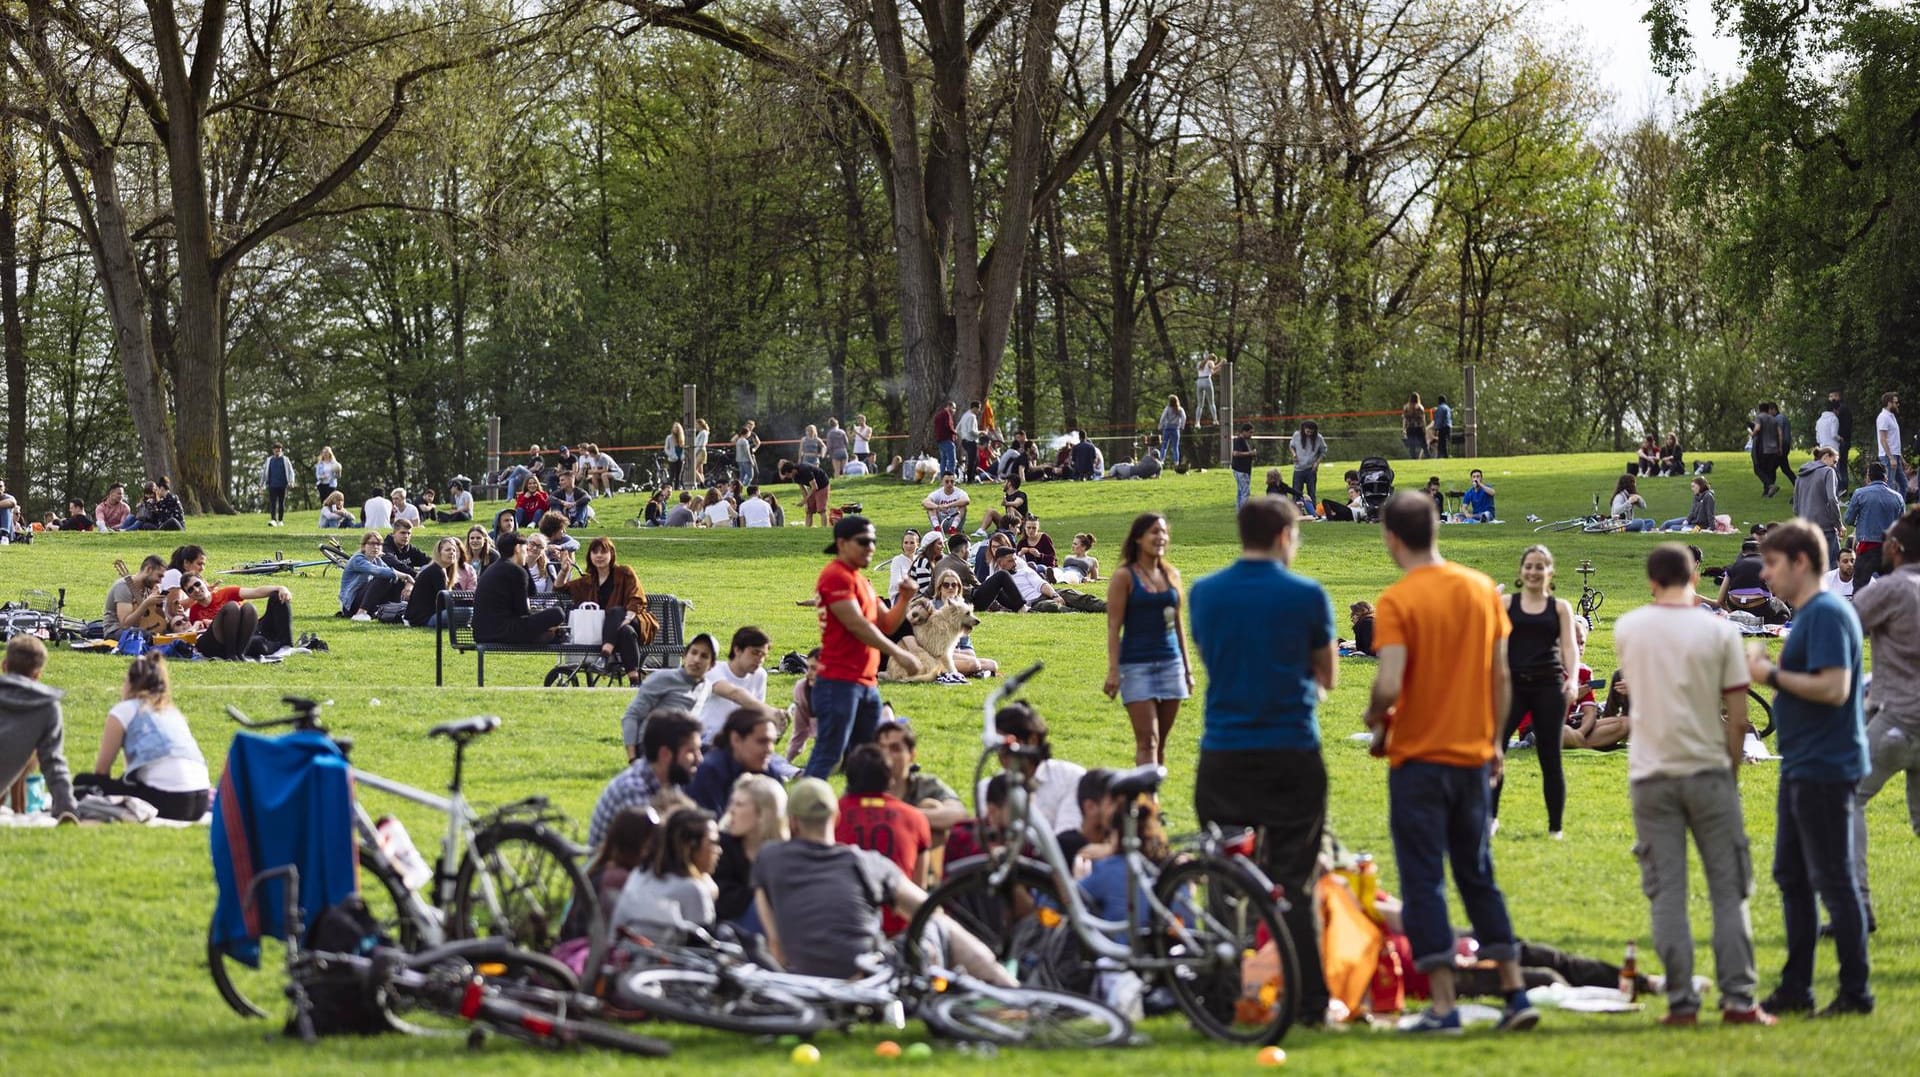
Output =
[
  {"x1": 1574, "y1": 558, "x2": 1604, "y2": 621},
  {"x1": 209, "y1": 697, "x2": 594, "y2": 1019},
  {"x1": 899, "y1": 664, "x2": 1300, "y2": 1045},
  {"x1": 614, "y1": 926, "x2": 1130, "y2": 1047},
  {"x1": 1534, "y1": 495, "x2": 1628, "y2": 534},
  {"x1": 251, "y1": 863, "x2": 669, "y2": 1056}
]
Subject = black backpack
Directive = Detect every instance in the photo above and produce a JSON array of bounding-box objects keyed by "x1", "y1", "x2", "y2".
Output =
[{"x1": 288, "y1": 897, "x2": 393, "y2": 1037}]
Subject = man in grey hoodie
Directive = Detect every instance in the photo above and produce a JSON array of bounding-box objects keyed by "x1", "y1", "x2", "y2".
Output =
[
  {"x1": 0, "y1": 635, "x2": 77, "y2": 820},
  {"x1": 1793, "y1": 446, "x2": 1844, "y2": 567}
]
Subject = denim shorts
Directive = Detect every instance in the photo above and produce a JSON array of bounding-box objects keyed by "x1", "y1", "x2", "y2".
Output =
[{"x1": 1119, "y1": 657, "x2": 1189, "y2": 705}]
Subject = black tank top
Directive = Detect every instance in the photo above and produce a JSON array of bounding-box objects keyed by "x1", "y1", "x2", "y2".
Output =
[{"x1": 1507, "y1": 594, "x2": 1563, "y2": 679}]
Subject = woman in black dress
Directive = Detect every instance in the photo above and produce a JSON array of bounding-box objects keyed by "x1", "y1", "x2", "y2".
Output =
[{"x1": 1490, "y1": 544, "x2": 1580, "y2": 839}]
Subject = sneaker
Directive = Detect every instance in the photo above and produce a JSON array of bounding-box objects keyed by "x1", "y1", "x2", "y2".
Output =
[
  {"x1": 305, "y1": 636, "x2": 330, "y2": 653},
  {"x1": 1497, "y1": 1003, "x2": 1541, "y2": 1032},
  {"x1": 1489, "y1": 818, "x2": 1500, "y2": 838},
  {"x1": 1402, "y1": 1009, "x2": 1463, "y2": 1035},
  {"x1": 1658, "y1": 1010, "x2": 1698, "y2": 1027},
  {"x1": 1549, "y1": 830, "x2": 1565, "y2": 841},
  {"x1": 1815, "y1": 996, "x2": 1874, "y2": 1018},
  {"x1": 1759, "y1": 990, "x2": 1815, "y2": 1016},
  {"x1": 1722, "y1": 1005, "x2": 1776, "y2": 1026},
  {"x1": 351, "y1": 611, "x2": 373, "y2": 622}
]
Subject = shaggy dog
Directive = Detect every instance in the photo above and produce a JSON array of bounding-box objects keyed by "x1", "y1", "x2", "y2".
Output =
[{"x1": 881, "y1": 597, "x2": 978, "y2": 682}]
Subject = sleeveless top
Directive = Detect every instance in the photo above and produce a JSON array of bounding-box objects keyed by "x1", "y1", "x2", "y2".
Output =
[
  {"x1": 117, "y1": 701, "x2": 209, "y2": 792},
  {"x1": 1506, "y1": 594, "x2": 1563, "y2": 680},
  {"x1": 1119, "y1": 568, "x2": 1180, "y2": 665}
]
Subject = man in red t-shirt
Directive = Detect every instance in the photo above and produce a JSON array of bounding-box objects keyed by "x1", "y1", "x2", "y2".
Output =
[
  {"x1": 932, "y1": 401, "x2": 958, "y2": 478},
  {"x1": 835, "y1": 744, "x2": 933, "y2": 935},
  {"x1": 807, "y1": 515, "x2": 922, "y2": 778}
]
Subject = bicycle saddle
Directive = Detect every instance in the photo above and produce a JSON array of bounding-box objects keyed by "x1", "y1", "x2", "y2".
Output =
[
  {"x1": 1108, "y1": 763, "x2": 1167, "y2": 798},
  {"x1": 428, "y1": 715, "x2": 501, "y2": 740}
]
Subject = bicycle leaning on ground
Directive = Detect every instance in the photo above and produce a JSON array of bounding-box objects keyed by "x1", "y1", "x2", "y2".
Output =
[
  {"x1": 208, "y1": 696, "x2": 593, "y2": 1019},
  {"x1": 1533, "y1": 495, "x2": 1629, "y2": 535},
  {"x1": 898, "y1": 664, "x2": 1301, "y2": 1045}
]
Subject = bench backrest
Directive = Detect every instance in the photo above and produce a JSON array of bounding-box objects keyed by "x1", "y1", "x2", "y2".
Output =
[{"x1": 438, "y1": 589, "x2": 688, "y2": 651}]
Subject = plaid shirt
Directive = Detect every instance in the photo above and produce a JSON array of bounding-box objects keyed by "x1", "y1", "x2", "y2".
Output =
[{"x1": 589, "y1": 761, "x2": 663, "y2": 848}]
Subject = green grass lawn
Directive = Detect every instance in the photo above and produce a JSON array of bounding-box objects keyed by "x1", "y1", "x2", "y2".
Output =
[{"x1": 1, "y1": 450, "x2": 1911, "y2": 1075}]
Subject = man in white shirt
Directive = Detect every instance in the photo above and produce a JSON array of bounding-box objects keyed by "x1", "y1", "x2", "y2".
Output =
[
  {"x1": 1876, "y1": 393, "x2": 1905, "y2": 500},
  {"x1": 362, "y1": 490, "x2": 393, "y2": 530},
  {"x1": 921, "y1": 474, "x2": 970, "y2": 532},
  {"x1": 1823, "y1": 547, "x2": 1857, "y2": 601},
  {"x1": 972, "y1": 545, "x2": 1057, "y2": 612},
  {"x1": 738, "y1": 486, "x2": 775, "y2": 527},
  {"x1": 695, "y1": 626, "x2": 788, "y2": 742},
  {"x1": 1616, "y1": 543, "x2": 1770, "y2": 1026},
  {"x1": 957, "y1": 402, "x2": 982, "y2": 483},
  {"x1": 390, "y1": 488, "x2": 421, "y2": 525}
]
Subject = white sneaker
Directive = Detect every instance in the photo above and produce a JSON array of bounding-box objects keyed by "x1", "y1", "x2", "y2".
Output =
[
  {"x1": 351, "y1": 611, "x2": 373, "y2": 622},
  {"x1": 1550, "y1": 830, "x2": 1564, "y2": 841},
  {"x1": 1489, "y1": 818, "x2": 1501, "y2": 837}
]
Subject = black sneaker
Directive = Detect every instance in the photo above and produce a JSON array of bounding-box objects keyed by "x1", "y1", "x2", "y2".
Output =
[
  {"x1": 1497, "y1": 1003, "x2": 1541, "y2": 1032},
  {"x1": 1815, "y1": 996, "x2": 1875, "y2": 1018},
  {"x1": 1759, "y1": 990, "x2": 1815, "y2": 1016},
  {"x1": 304, "y1": 636, "x2": 329, "y2": 654}
]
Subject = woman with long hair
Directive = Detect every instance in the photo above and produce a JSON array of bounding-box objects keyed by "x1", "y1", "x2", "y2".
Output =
[
  {"x1": 666, "y1": 422, "x2": 686, "y2": 487},
  {"x1": 561, "y1": 804, "x2": 662, "y2": 945},
  {"x1": 1610, "y1": 473, "x2": 1657, "y2": 531},
  {"x1": 1489, "y1": 545, "x2": 1579, "y2": 839},
  {"x1": 1664, "y1": 475, "x2": 1716, "y2": 531},
  {"x1": 798, "y1": 424, "x2": 824, "y2": 470},
  {"x1": 611, "y1": 807, "x2": 721, "y2": 942},
  {"x1": 929, "y1": 568, "x2": 998, "y2": 676},
  {"x1": 464, "y1": 524, "x2": 497, "y2": 571},
  {"x1": 1402, "y1": 392, "x2": 1428, "y2": 459},
  {"x1": 404, "y1": 537, "x2": 468, "y2": 627},
  {"x1": 1660, "y1": 431, "x2": 1686, "y2": 477},
  {"x1": 1158, "y1": 395, "x2": 1187, "y2": 467},
  {"x1": 852, "y1": 414, "x2": 874, "y2": 467},
  {"x1": 560, "y1": 535, "x2": 657, "y2": 683},
  {"x1": 1102, "y1": 513, "x2": 1193, "y2": 764},
  {"x1": 692, "y1": 419, "x2": 711, "y2": 485},
  {"x1": 515, "y1": 475, "x2": 549, "y2": 528},
  {"x1": 75, "y1": 655, "x2": 211, "y2": 821},
  {"x1": 878, "y1": 529, "x2": 919, "y2": 603},
  {"x1": 318, "y1": 490, "x2": 356, "y2": 528},
  {"x1": 314, "y1": 446, "x2": 342, "y2": 504},
  {"x1": 714, "y1": 774, "x2": 788, "y2": 930},
  {"x1": 698, "y1": 486, "x2": 734, "y2": 528}
]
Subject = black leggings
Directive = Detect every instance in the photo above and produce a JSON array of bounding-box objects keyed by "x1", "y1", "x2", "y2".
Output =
[
  {"x1": 970, "y1": 570, "x2": 1030, "y2": 612},
  {"x1": 477, "y1": 607, "x2": 565, "y2": 644},
  {"x1": 595, "y1": 610, "x2": 641, "y2": 672},
  {"x1": 267, "y1": 486, "x2": 287, "y2": 522},
  {"x1": 198, "y1": 596, "x2": 293, "y2": 659},
  {"x1": 73, "y1": 773, "x2": 211, "y2": 822},
  {"x1": 351, "y1": 572, "x2": 409, "y2": 614},
  {"x1": 1492, "y1": 673, "x2": 1566, "y2": 832}
]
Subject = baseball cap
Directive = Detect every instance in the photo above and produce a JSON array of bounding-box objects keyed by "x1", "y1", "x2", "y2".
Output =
[
  {"x1": 825, "y1": 514, "x2": 875, "y2": 555},
  {"x1": 786, "y1": 777, "x2": 837, "y2": 824}
]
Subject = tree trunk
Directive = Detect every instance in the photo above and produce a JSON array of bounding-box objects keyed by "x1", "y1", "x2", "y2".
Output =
[{"x1": 0, "y1": 114, "x2": 25, "y2": 503}]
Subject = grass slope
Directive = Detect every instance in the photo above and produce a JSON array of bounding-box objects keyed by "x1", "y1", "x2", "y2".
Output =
[{"x1": 1, "y1": 451, "x2": 1911, "y2": 1075}]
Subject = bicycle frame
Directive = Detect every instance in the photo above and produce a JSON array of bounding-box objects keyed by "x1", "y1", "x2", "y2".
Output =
[{"x1": 352, "y1": 761, "x2": 521, "y2": 950}]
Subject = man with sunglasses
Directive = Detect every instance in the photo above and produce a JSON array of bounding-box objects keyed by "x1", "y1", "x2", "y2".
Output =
[{"x1": 808, "y1": 516, "x2": 922, "y2": 778}]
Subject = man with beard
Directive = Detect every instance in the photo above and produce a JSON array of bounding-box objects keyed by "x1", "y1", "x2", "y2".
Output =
[{"x1": 588, "y1": 710, "x2": 701, "y2": 848}]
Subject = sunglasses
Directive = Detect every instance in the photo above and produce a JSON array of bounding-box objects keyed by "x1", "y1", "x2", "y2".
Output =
[{"x1": 849, "y1": 536, "x2": 877, "y2": 547}]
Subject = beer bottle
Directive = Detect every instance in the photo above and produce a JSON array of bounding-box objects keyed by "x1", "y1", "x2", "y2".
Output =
[{"x1": 1619, "y1": 940, "x2": 1639, "y2": 999}]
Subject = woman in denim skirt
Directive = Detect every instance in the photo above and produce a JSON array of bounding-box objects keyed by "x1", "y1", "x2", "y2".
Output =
[{"x1": 1102, "y1": 513, "x2": 1194, "y2": 764}]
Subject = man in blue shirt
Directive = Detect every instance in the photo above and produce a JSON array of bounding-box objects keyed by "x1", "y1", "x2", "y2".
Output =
[
  {"x1": 1746, "y1": 519, "x2": 1872, "y2": 1017},
  {"x1": 1189, "y1": 496, "x2": 1337, "y2": 1025},
  {"x1": 1845, "y1": 461, "x2": 1906, "y2": 586},
  {"x1": 1462, "y1": 468, "x2": 1497, "y2": 522},
  {"x1": 1432, "y1": 396, "x2": 1453, "y2": 459}
]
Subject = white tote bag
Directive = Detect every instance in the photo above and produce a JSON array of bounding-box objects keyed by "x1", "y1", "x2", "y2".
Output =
[{"x1": 567, "y1": 602, "x2": 604, "y2": 647}]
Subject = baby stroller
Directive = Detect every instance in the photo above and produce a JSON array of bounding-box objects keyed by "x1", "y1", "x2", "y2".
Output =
[{"x1": 1358, "y1": 457, "x2": 1395, "y2": 522}]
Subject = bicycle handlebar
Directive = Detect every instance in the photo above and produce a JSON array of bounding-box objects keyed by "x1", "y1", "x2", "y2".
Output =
[
  {"x1": 226, "y1": 695, "x2": 329, "y2": 731},
  {"x1": 981, "y1": 663, "x2": 1043, "y2": 748}
]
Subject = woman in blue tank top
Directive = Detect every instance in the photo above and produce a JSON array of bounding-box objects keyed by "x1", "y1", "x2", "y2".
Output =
[{"x1": 1103, "y1": 513, "x2": 1193, "y2": 764}]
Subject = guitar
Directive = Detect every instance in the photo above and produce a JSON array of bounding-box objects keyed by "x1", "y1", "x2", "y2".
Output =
[{"x1": 110, "y1": 558, "x2": 169, "y2": 633}]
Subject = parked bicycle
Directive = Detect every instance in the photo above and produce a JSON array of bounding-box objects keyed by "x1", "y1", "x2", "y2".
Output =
[
  {"x1": 1533, "y1": 495, "x2": 1628, "y2": 535},
  {"x1": 613, "y1": 925, "x2": 1130, "y2": 1048},
  {"x1": 252, "y1": 863, "x2": 667, "y2": 1056},
  {"x1": 1574, "y1": 558, "x2": 1604, "y2": 620},
  {"x1": 209, "y1": 697, "x2": 593, "y2": 1019},
  {"x1": 898, "y1": 665, "x2": 1299, "y2": 1045}
]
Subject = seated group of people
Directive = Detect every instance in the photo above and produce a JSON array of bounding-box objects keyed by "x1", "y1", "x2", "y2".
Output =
[
  {"x1": 104, "y1": 545, "x2": 301, "y2": 660},
  {"x1": 511, "y1": 470, "x2": 596, "y2": 529},
  {"x1": 879, "y1": 509, "x2": 1100, "y2": 618},
  {"x1": 645, "y1": 482, "x2": 783, "y2": 528},
  {"x1": 499, "y1": 443, "x2": 625, "y2": 501},
  {"x1": 326, "y1": 480, "x2": 475, "y2": 530},
  {"x1": 4, "y1": 479, "x2": 187, "y2": 541},
  {"x1": 1630, "y1": 432, "x2": 1688, "y2": 477}
]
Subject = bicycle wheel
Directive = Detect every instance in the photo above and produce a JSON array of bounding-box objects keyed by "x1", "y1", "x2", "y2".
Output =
[
  {"x1": 1153, "y1": 856, "x2": 1299, "y2": 1045},
  {"x1": 1747, "y1": 687, "x2": 1775, "y2": 739},
  {"x1": 900, "y1": 857, "x2": 1074, "y2": 979},
  {"x1": 615, "y1": 968, "x2": 825, "y2": 1035},
  {"x1": 209, "y1": 847, "x2": 415, "y2": 1019},
  {"x1": 921, "y1": 985, "x2": 1130, "y2": 1048},
  {"x1": 453, "y1": 821, "x2": 593, "y2": 952}
]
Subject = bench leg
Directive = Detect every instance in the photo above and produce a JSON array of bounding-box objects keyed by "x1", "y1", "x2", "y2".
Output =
[{"x1": 477, "y1": 649, "x2": 485, "y2": 688}]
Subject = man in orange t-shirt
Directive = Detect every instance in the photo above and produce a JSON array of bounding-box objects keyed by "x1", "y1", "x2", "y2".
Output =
[
  {"x1": 806, "y1": 515, "x2": 922, "y2": 779},
  {"x1": 1362, "y1": 492, "x2": 1536, "y2": 1035}
]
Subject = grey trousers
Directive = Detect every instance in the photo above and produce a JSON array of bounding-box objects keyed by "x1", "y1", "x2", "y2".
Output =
[
  {"x1": 1630, "y1": 769, "x2": 1758, "y2": 1013},
  {"x1": 1194, "y1": 380, "x2": 1217, "y2": 425},
  {"x1": 1854, "y1": 707, "x2": 1920, "y2": 915}
]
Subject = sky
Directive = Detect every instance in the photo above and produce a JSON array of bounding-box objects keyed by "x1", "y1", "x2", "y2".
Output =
[{"x1": 1539, "y1": 0, "x2": 1745, "y2": 126}]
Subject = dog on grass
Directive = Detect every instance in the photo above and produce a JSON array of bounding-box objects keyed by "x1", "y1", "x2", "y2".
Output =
[{"x1": 881, "y1": 596, "x2": 978, "y2": 682}]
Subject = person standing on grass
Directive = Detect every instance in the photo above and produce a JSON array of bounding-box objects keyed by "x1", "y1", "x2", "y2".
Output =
[
  {"x1": 1103, "y1": 513, "x2": 1193, "y2": 765},
  {"x1": 932, "y1": 401, "x2": 959, "y2": 478},
  {"x1": 1849, "y1": 506, "x2": 1920, "y2": 932},
  {"x1": 807, "y1": 516, "x2": 921, "y2": 779},
  {"x1": 1288, "y1": 421, "x2": 1327, "y2": 508},
  {"x1": 1616, "y1": 543, "x2": 1771, "y2": 1027},
  {"x1": 1159, "y1": 395, "x2": 1187, "y2": 467},
  {"x1": 1876, "y1": 392, "x2": 1905, "y2": 501},
  {"x1": 258, "y1": 443, "x2": 292, "y2": 527},
  {"x1": 1745, "y1": 519, "x2": 1874, "y2": 1018},
  {"x1": 1362, "y1": 492, "x2": 1538, "y2": 1035},
  {"x1": 1488, "y1": 546, "x2": 1579, "y2": 840},
  {"x1": 1231, "y1": 422, "x2": 1255, "y2": 507},
  {"x1": 957, "y1": 402, "x2": 981, "y2": 483},
  {"x1": 1188, "y1": 496, "x2": 1336, "y2": 1026},
  {"x1": 1828, "y1": 389, "x2": 1855, "y2": 490},
  {"x1": 1792, "y1": 446, "x2": 1844, "y2": 566},
  {"x1": 778, "y1": 458, "x2": 832, "y2": 528},
  {"x1": 1433, "y1": 396, "x2": 1454, "y2": 458},
  {"x1": 1846, "y1": 462, "x2": 1905, "y2": 586}
]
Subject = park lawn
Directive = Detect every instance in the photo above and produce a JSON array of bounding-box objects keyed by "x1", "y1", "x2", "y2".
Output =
[{"x1": 0, "y1": 450, "x2": 1912, "y2": 1076}]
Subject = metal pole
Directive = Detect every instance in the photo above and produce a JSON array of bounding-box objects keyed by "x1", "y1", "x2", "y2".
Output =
[
  {"x1": 1218, "y1": 362, "x2": 1234, "y2": 467},
  {"x1": 681, "y1": 385, "x2": 698, "y2": 487},
  {"x1": 1463, "y1": 365, "x2": 1479, "y2": 458},
  {"x1": 485, "y1": 416, "x2": 501, "y2": 499}
]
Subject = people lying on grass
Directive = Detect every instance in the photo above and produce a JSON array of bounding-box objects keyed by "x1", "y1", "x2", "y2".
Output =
[
  {"x1": 56, "y1": 499, "x2": 94, "y2": 531},
  {"x1": 942, "y1": 773, "x2": 1010, "y2": 867},
  {"x1": 1637, "y1": 434, "x2": 1662, "y2": 476},
  {"x1": 973, "y1": 544, "x2": 1059, "y2": 613},
  {"x1": 159, "y1": 545, "x2": 207, "y2": 628},
  {"x1": 318, "y1": 491, "x2": 357, "y2": 529},
  {"x1": 339, "y1": 532, "x2": 413, "y2": 619},
  {"x1": 927, "y1": 569, "x2": 997, "y2": 676},
  {"x1": 1060, "y1": 532, "x2": 1101, "y2": 583},
  {"x1": 1110, "y1": 437, "x2": 1163, "y2": 481},
  {"x1": 0, "y1": 635, "x2": 78, "y2": 821},
  {"x1": 1660, "y1": 432, "x2": 1686, "y2": 476},
  {"x1": 621, "y1": 634, "x2": 720, "y2": 760},
  {"x1": 837, "y1": 743, "x2": 934, "y2": 906},
  {"x1": 559, "y1": 536, "x2": 654, "y2": 684},
  {"x1": 94, "y1": 482, "x2": 131, "y2": 531},
  {"x1": 1338, "y1": 600, "x2": 1377, "y2": 656},
  {"x1": 785, "y1": 648, "x2": 820, "y2": 762},
  {"x1": 1462, "y1": 468, "x2": 1497, "y2": 522},
  {"x1": 975, "y1": 701, "x2": 1086, "y2": 834},
  {"x1": 978, "y1": 474, "x2": 1029, "y2": 535},
  {"x1": 688, "y1": 711, "x2": 780, "y2": 816},
  {"x1": 590, "y1": 710, "x2": 702, "y2": 848},
  {"x1": 470, "y1": 530, "x2": 561, "y2": 643},
  {"x1": 612, "y1": 806, "x2": 721, "y2": 944},
  {"x1": 921, "y1": 472, "x2": 970, "y2": 532},
  {"x1": 693, "y1": 627, "x2": 789, "y2": 746},
  {"x1": 1610, "y1": 474, "x2": 1657, "y2": 531},
  {"x1": 180, "y1": 574, "x2": 295, "y2": 659},
  {"x1": 1052, "y1": 768, "x2": 1119, "y2": 871},
  {"x1": 715, "y1": 774, "x2": 788, "y2": 934},
  {"x1": 877, "y1": 529, "x2": 919, "y2": 604},
  {"x1": 663, "y1": 490, "x2": 697, "y2": 528},
  {"x1": 696, "y1": 486, "x2": 735, "y2": 528},
  {"x1": 874, "y1": 719, "x2": 966, "y2": 850},
  {"x1": 1662, "y1": 475, "x2": 1717, "y2": 532},
  {"x1": 1363, "y1": 889, "x2": 1654, "y2": 998},
  {"x1": 552, "y1": 471, "x2": 593, "y2": 527},
  {"x1": 382, "y1": 518, "x2": 432, "y2": 572},
  {"x1": 104, "y1": 555, "x2": 168, "y2": 635},
  {"x1": 753, "y1": 777, "x2": 1016, "y2": 985},
  {"x1": 464, "y1": 524, "x2": 497, "y2": 573},
  {"x1": 514, "y1": 475, "x2": 549, "y2": 528},
  {"x1": 1320, "y1": 470, "x2": 1366, "y2": 523},
  {"x1": 1563, "y1": 669, "x2": 1629, "y2": 751},
  {"x1": 75, "y1": 654, "x2": 210, "y2": 822},
  {"x1": 403, "y1": 537, "x2": 469, "y2": 628}
]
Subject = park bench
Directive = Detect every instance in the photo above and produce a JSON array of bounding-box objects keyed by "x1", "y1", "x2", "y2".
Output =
[{"x1": 434, "y1": 589, "x2": 691, "y2": 687}]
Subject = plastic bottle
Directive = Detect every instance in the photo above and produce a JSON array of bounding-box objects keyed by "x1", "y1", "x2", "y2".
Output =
[
  {"x1": 1355, "y1": 854, "x2": 1380, "y2": 921},
  {"x1": 1370, "y1": 940, "x2": 1406, "y2": 1015},
  {"x1": 1619, "y1": 940, "x2": 1638, "y2": 999},
  {"x1": 376, "y1": 815, "x2": 434, "y2": 892}
]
